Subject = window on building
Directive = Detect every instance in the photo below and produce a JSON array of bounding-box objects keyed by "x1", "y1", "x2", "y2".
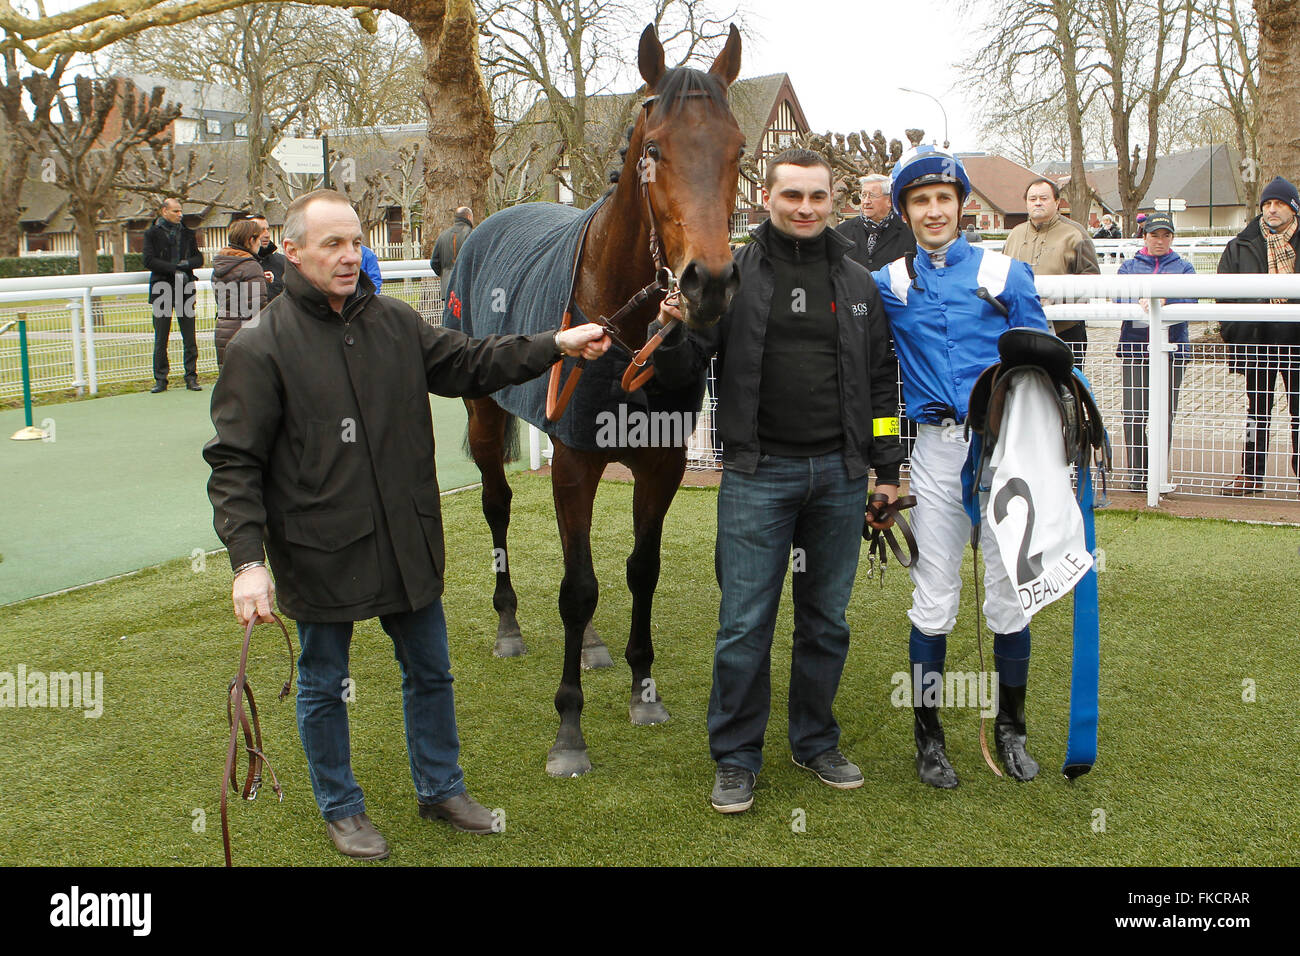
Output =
[
  {"x1": 206, "y1": 117, "x2": 223, "y2": 136},
  {"x1": 234, "y1": 122, "x2": 248, "y2": 137}
]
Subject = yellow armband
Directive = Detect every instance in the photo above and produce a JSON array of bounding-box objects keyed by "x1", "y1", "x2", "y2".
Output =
[{"x1": 873, "y1": 416, "x2": 900, "y2": 437}]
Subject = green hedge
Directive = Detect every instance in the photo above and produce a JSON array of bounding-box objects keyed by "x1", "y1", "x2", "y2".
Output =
[{"x1": 0, "y1": 254, "x2": 145, "y2": 278}]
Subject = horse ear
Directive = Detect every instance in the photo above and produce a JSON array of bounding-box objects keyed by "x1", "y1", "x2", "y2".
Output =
[
  {"x1": 639, "y1": 24, "x2": 665, "y2": 89},
  {"x1": 708, "y1": 24, "x2": 742, "y2": 88}
]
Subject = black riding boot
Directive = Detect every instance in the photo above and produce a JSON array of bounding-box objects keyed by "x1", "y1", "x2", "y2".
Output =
[
  {"x1": 913, "y1": 706, "x2": 958, "y2": 789},
  {"x1": 993, "y1": 683, "x2": 1040, "y2": 781}
]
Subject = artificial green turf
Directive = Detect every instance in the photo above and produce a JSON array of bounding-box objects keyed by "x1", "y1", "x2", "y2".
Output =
[
  {"x1": 0, "y1": 391, "x2": 507, "y2": 604},
  {"x1": 0, "y1": 475, "x2": 1296, "y2": 866}
]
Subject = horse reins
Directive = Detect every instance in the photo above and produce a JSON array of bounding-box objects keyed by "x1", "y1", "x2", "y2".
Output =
[
  {"x1": 221, "y1": 613, "x2": 295, "y2": 867},
  {"x1": 862, "y1": 493, "x2": 919, "y2": 585},
  {"x1": 547, "y1": 91, "x2": 717, "y2": 422}
]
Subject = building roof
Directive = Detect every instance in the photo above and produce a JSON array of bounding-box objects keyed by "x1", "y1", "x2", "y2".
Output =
[
  {"x1": 1089, "y1": 145, "x2": 1246, "y2": 210},
  {"x1": 121, "y1": 73, "x2": 249, "y2": 119},
  {"x1": 958, "y1": 153, "x2": 1042, "y2": 214}
]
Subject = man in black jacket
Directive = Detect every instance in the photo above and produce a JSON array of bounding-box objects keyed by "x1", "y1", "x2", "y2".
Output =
[
  {"x1": 430, "y1": 207, "x2": 473, "y2": 277},
  {"x1": 1218, "y1": 176, "x2": 1300, "y2": 494},
  {"x1": 249, "y1": 214, "x2": 286, "y2": 301},
  {"x1": 835, "y1": 173, "x2": 916, "y2": 273},
  {"x1": 142, "y1": 198, "x2": 203, "y2": 392},
  {"x1": 653, "y1": 149, "x2": 903, "y2": 814},
  {"x1": 204, "y1": 189, "x2": 609, "y2": 860}
]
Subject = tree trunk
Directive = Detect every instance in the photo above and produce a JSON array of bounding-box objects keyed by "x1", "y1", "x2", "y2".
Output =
[
  {"x1": 1056, "y1": 1, "x2": 1092, "y2": 227},
  {"x1": 1254, "y1": 0, "x2": 1300, "y2": 186},
  {"x1": 111, "y1": 222, "x2": 127, "y2": 272},
  {"x1": 0, "y1": 116, "x2": 30, "y2": 257},
  {"x1": 393, "y1": 0, "x2": 494, "y2": 258},
  {"x1": 73, "y1": 209, "x2": 101, "y2": 275}
]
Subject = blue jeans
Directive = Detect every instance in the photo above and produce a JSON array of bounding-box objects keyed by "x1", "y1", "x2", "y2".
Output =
[
  {"x1": 295, "y1": 600, "x2": 465, "y2": 821},
  {"x1": 709, "y1": 450, "x2": 870, "y2": 774}
]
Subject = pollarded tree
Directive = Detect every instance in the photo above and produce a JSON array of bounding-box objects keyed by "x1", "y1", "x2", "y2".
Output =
[{"x1": 34, "y1": 75, "x2": 181, "y2": 274}]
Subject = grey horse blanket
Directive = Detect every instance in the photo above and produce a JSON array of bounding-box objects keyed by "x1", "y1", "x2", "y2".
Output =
[{"x1": 443, "y1": 200, "x2": 706, "y2": 452}]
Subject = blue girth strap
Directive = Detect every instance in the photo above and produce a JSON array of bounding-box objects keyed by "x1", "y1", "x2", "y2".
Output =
[
  {"x1": 961, "y1": 368, "x2": 1103, "y2": 778},
  {"x1": 1063, "y1": 371, "x2": 1101, "y2": 778}
]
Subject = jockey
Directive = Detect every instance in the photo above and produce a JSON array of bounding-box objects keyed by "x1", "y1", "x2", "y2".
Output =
[{"x1": 871, "y1": 145, "x2": 1051, "y2": 788}]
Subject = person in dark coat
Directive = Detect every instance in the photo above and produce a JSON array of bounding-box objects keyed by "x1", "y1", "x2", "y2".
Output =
[
  {"x1": 835, "y1": 173, "x2": 916, "y2": 273},
  {"x1": 1093, "y1": 214, "x2": 1122, "y2": 239},
  {"x1": 1217, "y1": 176, "x2": 1300, "y2": 494},
  {"x1": 430, "y1": 207, "x2": 473, "y2": 277},
  {"x1": 212, "y1": 218, "x2": 269, "y2": 367},
  {"x1": 249, "y1": 214, "x2": 286, "y2": 301},
  {"x1": 204, "y1": 189, "x2": 610, "y2": 861},
  {"x1": 142, "y1": 198, "x2": 204, "y2": 392}
]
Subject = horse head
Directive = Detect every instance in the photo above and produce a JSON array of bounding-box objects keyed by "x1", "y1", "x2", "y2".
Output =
[{"x1": 631, "y1": 23, "x2": 744, "y2": 328}]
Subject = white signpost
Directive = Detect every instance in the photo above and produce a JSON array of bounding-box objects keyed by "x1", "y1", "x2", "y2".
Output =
[
  {"x1": 271, "y1": 137, "x2": 325, "y2": 176},
  {"x1": 1153, "y1": 198, "x2": 1187, "y2": 212}
]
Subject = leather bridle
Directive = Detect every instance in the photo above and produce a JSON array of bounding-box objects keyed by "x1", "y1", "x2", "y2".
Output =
[
  {"x1": 221, "y1": 613, "x2": 295, "y2": 867},
  {"x1": 546, "y1": 91, "x2": 719, "y2": 422},
  {"x1": 862, "y1": 493, "x2": 919, "y2": 584}
]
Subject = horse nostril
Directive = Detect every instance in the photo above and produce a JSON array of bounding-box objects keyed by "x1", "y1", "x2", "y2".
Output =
[{"x1": 678, "y1": 261, "x2": 704, "y2": 299}]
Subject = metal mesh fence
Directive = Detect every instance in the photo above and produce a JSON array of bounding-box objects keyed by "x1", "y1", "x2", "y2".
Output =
[{"x1": 0, "y1": 305, "x2": 82, "y2": 400}]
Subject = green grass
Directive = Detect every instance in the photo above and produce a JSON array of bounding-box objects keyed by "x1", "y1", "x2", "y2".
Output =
[{"x1": 1, "y1": 475, "x2": 1295, "y2": 866}]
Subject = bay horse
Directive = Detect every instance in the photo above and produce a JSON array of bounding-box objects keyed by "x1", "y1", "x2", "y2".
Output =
[{"x1": 455, "y1": 24, "x2": 743, "y2": 776}]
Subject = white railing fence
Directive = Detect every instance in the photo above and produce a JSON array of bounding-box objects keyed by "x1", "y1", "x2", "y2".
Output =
[{"x1": 4, "y1": 266, "x2": 1299, "y2": 506}]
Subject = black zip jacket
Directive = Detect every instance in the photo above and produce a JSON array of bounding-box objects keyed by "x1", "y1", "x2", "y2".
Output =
[
  {"x1": 835, "y1": 212, "x2": 917, "y2": 274},
  {"x1": 652, "y1": 220, "x2": 902, "y2": 483},
  {"x1": 1217, "y1": 214, "x2": 1300, "y2": 347}
]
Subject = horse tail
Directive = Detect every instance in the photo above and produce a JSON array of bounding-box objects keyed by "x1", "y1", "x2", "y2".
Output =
[{"x1": 461, "y1": 411, "x2": 521, "y2": 463}]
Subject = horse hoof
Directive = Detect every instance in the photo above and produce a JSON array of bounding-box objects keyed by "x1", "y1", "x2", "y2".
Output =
[
  {"x1": 581, "y1": 644, "x2": 614, "y2": 670},
  {"x1": 493, "y1": 634, "x2": 527, "y2": 658},
  {"x1": 629, "y1": 699, "x2": 670, "y2": 726},
  {"x1": 545, "y1": 747, "x2": 592, "y2": 778}
]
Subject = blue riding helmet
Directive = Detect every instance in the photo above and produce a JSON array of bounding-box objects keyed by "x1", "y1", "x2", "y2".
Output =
[{"x1": 890, "y1": 145, "x2": 972, "y2": 215}]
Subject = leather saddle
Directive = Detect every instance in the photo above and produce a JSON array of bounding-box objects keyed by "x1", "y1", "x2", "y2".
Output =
[{"x1": 967, "y1": 327, "x2": 1109, "y2": 473}]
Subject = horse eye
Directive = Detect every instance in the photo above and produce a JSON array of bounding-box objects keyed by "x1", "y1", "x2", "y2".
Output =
[
  {"x1": 738, "y1": 146, "x2": 745, "y2": 158},
  {"x1": 646, "y1": 144, "x2": 661, "y2": 160}
]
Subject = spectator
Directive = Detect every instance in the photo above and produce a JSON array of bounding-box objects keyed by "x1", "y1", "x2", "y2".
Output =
[
  {"x1": 142, "y1": 198, "x2": 204, "y2": 392},
  {"x1": 1217, "y1": 176, "x2": 1300, "y2": 495},
  {"x1": 1003, "y1": 177, "x2": 1100, "y2": 365},
  {"x1": 213, "y1": 218, "x2": 269, "y2": 367},
  {"x1": 430, "y1": 207, "x2": 474, "y2": 277},
  {"x1": 963, "y1": 222, "x2": 982, "y2": 243},
  {"x1": 248, "y1": 214, "x2": 286, "y2": 301},
  {"x1": 1094, "y1": 214, "x2": 1121, "y2": 239},
  {"x1": 835, "y1": 173, "x2": 915, "y2": 272},
  {"x1": 360, "y1": 245, "x2": 383, "y2": 293},
  {"x1": 1134, "y1": 213, "x2": 1148, "y2": 238},
  {"x1": 1114, "y1": 212, "x2": 1194, "y2": 491}
]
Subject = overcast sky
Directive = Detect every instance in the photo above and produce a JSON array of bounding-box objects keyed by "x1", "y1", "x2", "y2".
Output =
[{"x1": 738, "y1": 0, "x2": 984, "y2": 152}]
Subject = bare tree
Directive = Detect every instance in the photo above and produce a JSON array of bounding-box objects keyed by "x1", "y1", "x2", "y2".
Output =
[
  {"x1": 477, "y1": 0, "x2": 738, "y2": 208},
  {"x1": 31, "y1": 75, "x2": 180, "y2": 273},
  {"x1": 0, "y1": 47, "x2": 70, "y2": 256},
  {"x1": 794, "y1": 130, "x2": 906, "y2": 218},
  {"x1": 1094, "y1": 0, "x2": 1196, "y2": 234},
  {"x1": 1199, "y1": 0, "x2": 1261, "y2": 207},
  {"x1": 965, "y1": 0, "x2": 1099, "y2": 222}
]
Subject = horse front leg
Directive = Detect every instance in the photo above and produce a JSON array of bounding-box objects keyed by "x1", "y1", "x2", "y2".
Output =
[
  {"x1": 546, "y1": 443, "x2": 606, "y2": 777},
  {"x1": 624, "y1": 447, "x2": 686, "y2": 726},
  {"x1": 465, "y1": 399, "x2": 525, "y2": 657}
]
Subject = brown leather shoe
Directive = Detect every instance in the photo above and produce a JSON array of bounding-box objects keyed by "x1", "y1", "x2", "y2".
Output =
[
  {"x1": 326, "y1": 812, "x2": 390, "y2": 860},
  {"x1": 417, "y1": 792, "x2": 499, "y2": 834},
  {"x1": 1221, "y1": 474, "x2": 1262, "y2": 496}
]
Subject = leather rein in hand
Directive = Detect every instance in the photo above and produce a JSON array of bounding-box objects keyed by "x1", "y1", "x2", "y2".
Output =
[
  {"x1": 862, "y1": 493, "x2": 919, "y2": 584},
  {"x1": 221, "y1": 613, "x2": 295, "y2": 867},
  {"x1": 547, "y1": 91, "x2": 715, "y2": 422}
]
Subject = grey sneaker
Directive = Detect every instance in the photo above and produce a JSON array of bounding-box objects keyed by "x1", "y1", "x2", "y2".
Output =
[
  {"x1": 710, "y1": 764, "x2": 756, "y2": 813},
  {"x1": 793, "y1": 748, "x2": 864, "y2": 789}
]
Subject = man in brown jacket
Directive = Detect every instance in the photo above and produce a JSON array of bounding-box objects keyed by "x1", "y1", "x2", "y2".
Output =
[
  {"x1": 1003, "y1": 178, "x2": 1100, "y2": 363},
  {"x1": 204, "y1": 189, "x2": 609, "y2": 860}
]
